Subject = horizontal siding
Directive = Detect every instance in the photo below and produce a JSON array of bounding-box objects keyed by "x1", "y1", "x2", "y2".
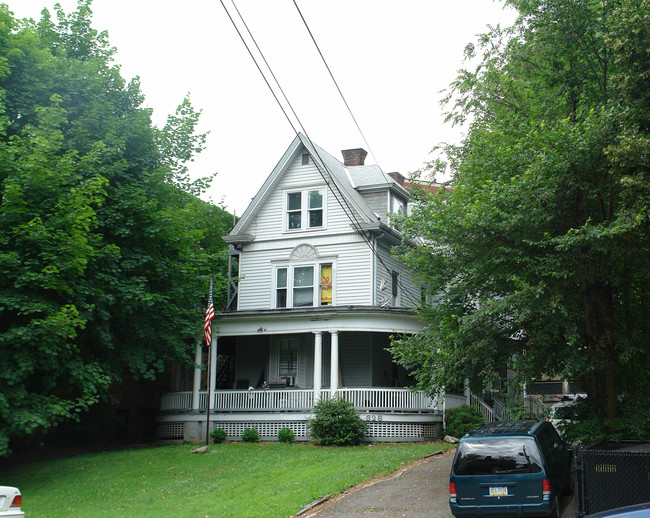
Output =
[
  {"x1": 332, "y1": 241, "x2": 372, "y2": 306},
  {"x1": 371, "y1": 333, "x2": 395, "y2": 386},
  {"x1": 340, "y1": 332, "x2": 371, "y2": 387},
  {"x1": 234, "y1": 336, "x2": 268, "y2": 389},
  {"x1": 238, "y1": 248, "x2": 288, "y2": 310},
  {"x1": 360, "y1": 190, "x2": 389, "y2": 222},
  {"x1": 238, "y1": 238, "x2": 373, "y2": 310},
  {"x1": 375, "y1": 242, "x2": 420, "y2": 308},
  {"x1": 245, "y1": 153, "x2": 362, "y2": 241}
]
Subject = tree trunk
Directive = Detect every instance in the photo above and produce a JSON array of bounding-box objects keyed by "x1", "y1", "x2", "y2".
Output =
[{"x1": 583, "y1": 281, "x2": 618, "y2": 421}]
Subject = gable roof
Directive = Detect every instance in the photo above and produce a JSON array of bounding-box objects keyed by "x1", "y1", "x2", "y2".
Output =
[{"x1": 228, "y1": 133, "x2": 401, "y2": 239}]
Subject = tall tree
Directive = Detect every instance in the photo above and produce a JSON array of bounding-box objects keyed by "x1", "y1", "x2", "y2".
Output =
[
  {"x1": 392, "y1": 0, "x2": 649, "y2": 435},
  {"x1": 0, "y1": 1, "x2": 230, "y2": 456}
]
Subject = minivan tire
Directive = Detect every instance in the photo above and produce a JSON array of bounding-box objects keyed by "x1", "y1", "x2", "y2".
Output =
[{"x1": 549, "y1": 495, "x2": 560, "y2": 518}]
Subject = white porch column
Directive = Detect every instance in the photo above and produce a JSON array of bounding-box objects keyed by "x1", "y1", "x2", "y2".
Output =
[
  {"x1": 313, "y1": 331, "x2": 323, "y2": 403},
  {"x1": 192, "y1": 343, "x2": 203, "y2": 410},
  {"x1": 208, "y1": 336, "x2": 218, "y2": 410},
  {"x1": 330, "y1": 331, "x2": 339, "y2": 396}
]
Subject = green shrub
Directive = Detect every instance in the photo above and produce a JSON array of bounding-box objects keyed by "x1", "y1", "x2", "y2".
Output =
[
  {"x1": 445, "y1": 404, "x2": 485, "y2": 438},
  {"x1": 210, "y1": 428, "x2": 227, "y2": 444},
  {"x1": 308, "y1": 397, "x2": 368, "y2": 446},
  {"x1": 562, "y1": 395, "x2": 650, "y2": 444},
  {"x1": 241, "y1": 428, "x2": 260, "y2": 443},
  {"x1": 277, "y1": 427, "x2": 296, "y2": 444}
]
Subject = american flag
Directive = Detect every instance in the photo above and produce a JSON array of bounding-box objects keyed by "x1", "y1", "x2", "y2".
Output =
[{"x1": 204, "y1": 277, "x2": 214, "y2": 347}]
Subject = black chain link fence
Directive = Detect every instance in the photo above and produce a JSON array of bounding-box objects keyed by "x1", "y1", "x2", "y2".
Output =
[{"x1": 575, "y1": 441, "x2": 650, "y2": 517}]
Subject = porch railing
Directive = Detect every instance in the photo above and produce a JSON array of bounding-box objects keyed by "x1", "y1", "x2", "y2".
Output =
[
  {"x1": 335, "y1": 388, "x2": 441, "y2": 412},
  {"x1": 469, "y1": 391, "x2": 497, "y2": 422},
  {"x1": 160, "y1": 388, "x2": 444, "y2": 414}
]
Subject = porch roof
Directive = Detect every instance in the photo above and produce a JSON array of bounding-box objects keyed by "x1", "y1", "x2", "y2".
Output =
[{"x1": 214, "y1": 305, "x2": 424, "y2": 337}]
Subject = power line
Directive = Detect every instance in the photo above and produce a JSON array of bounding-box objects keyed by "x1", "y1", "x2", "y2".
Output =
[
  {"x1": 292, "y1": 0, "x2": 380, "y2": 169},
  {"x1": 223, "y1": 0, "x2": 363, "y2": 241},
  {"x1": 290, "y1": 1, "x2": 417, "y2": 303},
  {"x1": 223, "y1": 0, "x2": 372, "y2": 247},
  {"x1": 219, "y1": 0, "x2": 420, "y2": 307}
]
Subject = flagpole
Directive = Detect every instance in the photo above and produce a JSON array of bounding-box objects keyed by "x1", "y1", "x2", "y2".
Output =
[
  {"x1": 204, "y1": 273, "x2": 215, "y2": 447},
  {"x1": 206, "y1": 335, "x2": 211, "y2": 447}
]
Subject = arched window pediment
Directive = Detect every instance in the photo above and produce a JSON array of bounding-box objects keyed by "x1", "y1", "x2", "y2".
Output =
[{"x1": 289, "y1": 244, "x2": 318, "y2": 261}]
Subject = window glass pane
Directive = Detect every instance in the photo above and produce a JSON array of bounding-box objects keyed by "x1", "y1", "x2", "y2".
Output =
[
  {"x1": 294, "y1": 266, "x2": 313, "y2": 287},
  {"x1": 288, "y1": 212, "x2": 301, "y2": 229},
  {"x1": 320, "y1": 264, "x2": 332, "y2": 305},
  {"x1": 392, "y1": 271, "x2": 399, "y2": 297},
  {"x1": 293, "y1": 287, "x2": 313, "y2": 307},
  {"x1": 453, "y1": 438, "x2": 543, "y2": 476},
  {"x1": 280, "y1": 340, "x2": 298, "y2": 376},
  {"x1": 277, "y1": 268, "x2": 287, "y2": 288},
  {"x1": 309, "y1": 209, "x2": 323, "y2": 227},
  {"x1": 288, "y1": 192, "x2": 301, "y2": 210},
  {"x1": 308, "y1": 190, "x2": 322, "y2": 208},
  {"x1": 276, "y1": 268, "x2": 287, "y2": 308},
  {"x1": 391, "y1": 195, "x2": 405, "y2": 214},
  {"x1": 276, "y1": 289, "x2": 287, "y2": 308}
]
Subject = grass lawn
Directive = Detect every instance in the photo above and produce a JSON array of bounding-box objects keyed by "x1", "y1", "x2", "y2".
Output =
[{"x1": 1, "y1": 441, "x2": 454, "y2": 517}]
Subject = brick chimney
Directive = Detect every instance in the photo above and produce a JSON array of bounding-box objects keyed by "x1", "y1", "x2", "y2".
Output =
[
  {"x1": 388, "y1": 172, "x2": 405, "y2": 185},
  {"x1": 341, "y1": 148, "x2": 367, "y2": 167}
]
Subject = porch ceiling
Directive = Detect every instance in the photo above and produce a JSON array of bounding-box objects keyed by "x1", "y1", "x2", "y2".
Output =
[{"x1": 214, "y1": 305, "x2": 424, "y2": 337}]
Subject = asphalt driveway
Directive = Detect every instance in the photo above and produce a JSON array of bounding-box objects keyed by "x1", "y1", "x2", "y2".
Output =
[{"x1": 298, "y1": 449, "x2": 575, "y2": 518}]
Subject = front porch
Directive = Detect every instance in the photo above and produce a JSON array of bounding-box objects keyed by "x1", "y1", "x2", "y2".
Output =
[
  {"x1": 156, "y1": 308, "x2": 468, "y2": 442},
  {"x1": 156, "y1": 388, "x2": 466, "y2": 443}
]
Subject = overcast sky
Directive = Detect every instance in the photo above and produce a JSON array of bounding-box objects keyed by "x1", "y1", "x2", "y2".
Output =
[{"x1": 9, "y1": 0, "x2": 517, "y2": 215}]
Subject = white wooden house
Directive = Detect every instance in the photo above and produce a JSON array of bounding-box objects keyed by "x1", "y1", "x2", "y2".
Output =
[{"x1": 156, "y1": 134, "x2": 464, "y2": 442}]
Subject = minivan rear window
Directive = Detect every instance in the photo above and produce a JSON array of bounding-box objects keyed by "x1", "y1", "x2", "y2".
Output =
[{"x1": 453, "y1": 438, "x2": 543, "y2": 475}]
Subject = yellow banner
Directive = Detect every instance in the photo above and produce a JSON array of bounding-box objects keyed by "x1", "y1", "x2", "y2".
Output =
[{"x1": 320, "y1": 265, "x2": 332, "y2": 304}]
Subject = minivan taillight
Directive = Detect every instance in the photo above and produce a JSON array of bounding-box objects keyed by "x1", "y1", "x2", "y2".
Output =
[
  {"x1": 450, "y1": 482, "x2": 457, "y2": 497},
  {"x1": 542, "y1": 479, "x2": 551, "y2": 496},
  {"x1": 11, "y1": 494, "x2": 21, "y2": 507}
]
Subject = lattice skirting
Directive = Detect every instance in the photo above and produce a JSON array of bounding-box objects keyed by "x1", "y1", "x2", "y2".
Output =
[
  {"x1": 214, "y1": 421, "x2": 309, "y2": 440},
  {"x1": 156, "y1": 421, "x2": 185, "y2": 440},
  {"x1": 366, "y1": 422, "x2": 440, "y2": 441},
  {"x1": 156, "y1": 420, "x2": 440, "y2": 442}
]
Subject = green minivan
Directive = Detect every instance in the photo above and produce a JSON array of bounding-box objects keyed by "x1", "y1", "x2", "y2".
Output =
[{"x1": 449, "y1": 420, "x2": 571, "y2": 518}]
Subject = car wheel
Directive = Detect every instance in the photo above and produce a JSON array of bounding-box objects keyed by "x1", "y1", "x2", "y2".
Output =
[
  {"x1": 563, "y1": 472, "x2": 574, "y2": 496},
  {"x1": 549, "y1": 495, "x2": 560, "y2": 518}
]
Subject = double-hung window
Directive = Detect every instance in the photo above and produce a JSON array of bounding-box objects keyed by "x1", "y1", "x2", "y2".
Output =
[
  {"x1": 276, "y1": 263, "x2": 333, "y2": 308},
  {"x1": 286, "y1": 189, "x2": 324, "y2": 230}
]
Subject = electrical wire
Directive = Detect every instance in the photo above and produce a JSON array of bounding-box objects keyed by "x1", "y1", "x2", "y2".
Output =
[
  {"x1": 292, "y1": 0, "x2": 380, "y2": 168},
  {"x1": 224, "y1": 0, "x2": 364, "y2": 239},
  {"x1": 291, "y1": 0, "x2": 418, "y2": 302},
  {"x1": 220, "y1": 0, "x2": 420, "y2": 307}
]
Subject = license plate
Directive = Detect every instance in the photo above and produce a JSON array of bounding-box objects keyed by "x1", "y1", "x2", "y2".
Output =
[{"x1": 489, "y1": 486, "x2": 508, "y2": 496}]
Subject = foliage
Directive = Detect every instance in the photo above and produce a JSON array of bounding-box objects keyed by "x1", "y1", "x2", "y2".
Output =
[
  {"x1": 444, "y1": 405, "x2": 485, "y2": 439},
  {"x1": 210, "y1": 428, "x2": 227, "y2": 444},
  {"x1": 241, "y1": 428, "x2": 260, "y2": 443},
  {"x1": 561, "y1": 395, "x2": 650, "y2": 445},
  {"x1": 278, "y1": 427, "x2": 296, "y2": 444},
  {"x1": 1, "y1": 442, "x2": 454, "y2": 517},
  {"x1": 0, "y1": 1, "x2": 231, "y2": 456},
  {"x1": 308, "y1": 397, "x2": 368, "y2": 446},
  {"x1": 391, "y1": 0, "x2": 650, "y2": 435}
]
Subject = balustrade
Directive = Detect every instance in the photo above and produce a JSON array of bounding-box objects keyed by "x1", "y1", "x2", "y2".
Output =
[{"x1": 159, "y1": 387, "x2": 443, "y2": 413}]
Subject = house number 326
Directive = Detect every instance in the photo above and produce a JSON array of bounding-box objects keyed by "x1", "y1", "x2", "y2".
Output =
[{"x1": 364, "y1": 415, "x2": 383, "y2": 421}]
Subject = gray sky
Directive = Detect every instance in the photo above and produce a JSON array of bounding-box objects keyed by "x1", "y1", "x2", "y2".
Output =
[{"x1": 9, "y1": 0, "x2": 516, "y2": 215}]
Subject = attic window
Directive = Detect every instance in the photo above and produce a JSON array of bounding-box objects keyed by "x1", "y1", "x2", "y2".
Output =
[
  {"x1": 285, "y1": 189, "x2": 325, "y2": 231},
  {"x1": 302, "y1": 153, "x2": 310, "y2": 165}
]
